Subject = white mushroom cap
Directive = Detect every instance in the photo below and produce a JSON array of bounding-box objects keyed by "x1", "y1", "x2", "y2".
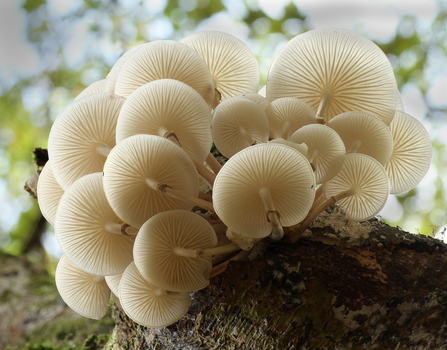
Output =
[
  {"x1": 115, "y1": 41, "x2": 215, "y2": 109},
  {"x1": 74, "y1": 79, "x2": 107, "y2": 102},
  {"x1": 120, "y1": 262, "x2": 190, "y2": 328},
  {"x1": 267, "y1": 28, "x2": 397, "y2": 125},
  {"x1": 396, "y1": 90, "x2": 404, "y2": 112},
  {"x1": 116, "y1": 79, "x2": 212, "y2": 163},
  {"x1": 327, "y1": 111, "x2": 393, "y2": 166},
  {"x1": 265, "y1": 97, "x2": 316, "y2": 140},
  {"x1": 212, "y1": 97, "x2": 269, "y2": 158},
  {"x1": 385, "y1": 111, "x2": 432, "y2": 194},
  {"x1": 48, "y1": 93, "x2": 125, "y2": 190},
  {"x1": 239, "y1": 93, "x2": 269, "y2": 110},
  {"x1": 105, "y1": 272, "x2": 123, "y2": 298},
  {"x1": 37, "y1": 160, "x2": 64, "y2": 226},
  {"x1": 103, "y1": 134, "x2": 199, "y2": 228},
  {"x1": 213, "y1": 143, "x2": 315, "y2": 238},
  {"x1": 55, "y1": 173, "x2": 135, "y2": 276},
  {"x1": 323, "y1": 153, "x2": 389, "y2": 222},
  {"x1": 289, "y1": 124, "x2": 346, "y2": 184},
  {"x1": 269, "y1": 138, "x2": 308, "y2": 157},
  {"x1": 180, "y1": 31, "x2": 259, "y2": 103},
  {"x1": 258, "y1": 85, "x2": 266, "y2": 98},
  {"x1": 56, "y1": 255, "x2": 110, "y2": 320},
  {"x1": 134, "y1": 210, "x2": 217, "y2": 292}
]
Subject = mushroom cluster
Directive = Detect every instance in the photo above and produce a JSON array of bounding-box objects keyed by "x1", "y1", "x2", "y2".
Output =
[{"x1": 36, "y1": 29, "x2": 432, "y2": 328}]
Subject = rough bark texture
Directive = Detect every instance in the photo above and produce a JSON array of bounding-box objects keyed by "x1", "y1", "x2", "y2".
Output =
[{"x1": 111, "y1": 208, "x2": 447, "y2": 350}]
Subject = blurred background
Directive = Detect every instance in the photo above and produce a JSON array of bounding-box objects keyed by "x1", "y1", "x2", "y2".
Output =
[{"x1": 0, "y1": 0, "x2": 446, "y2": 266}]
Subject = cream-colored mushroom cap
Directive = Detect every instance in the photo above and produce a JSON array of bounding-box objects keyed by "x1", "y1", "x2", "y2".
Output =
[
  {"x1": 105, "y1": 44, "x2": 142, "y2": 94},
  {"x1": 327, "y1": 111, "x2": 393, "y2": 166},
  {"x1": 48, "y1": 93, "x2": 125, "y2": 190},
  {"x1": 289, "y1": 124, "x2": 346, "y2": 184},
  {"x1": 396, "y1": 90, "x2": 404, "y2": 112},
  {"x1": 213, "y1": 143, "x2": 315, "y2": 238},
  {"x1": 212, "y1": 97, "x2": 269, "y2": 158},
  {"x1": 120, "y1": 262, "x2": 191, "y2": 328},
  {"x1": 269, "y1": 138, "x2": 308, "y2": 157},
  {"x1": 267, "y1": 28, "x2": 397, "y2": 125},
  {"x1": 134, "y1": 210, "x2": 217, "y2": 292},
  {"x1": 115, "y1": 41, "x2": 214, "y2": 109},
  {"x1": 385, "y1": 111, "x2": 432, "y2": 194},
  {"x1": 37, "y1": 161, "x2": 64, "y2": 226},
  {"x1": 56, "y1": 173, "x2": 135, "y2": 276},
  {"x1": 180, "y1": 31, "x2": 259, "y2": 104},
  {"x1": 55, "y1": 255, "x2": 110, "y2": 320},
  {"x1": 116, "y1": 79, "x2": 212, "y2": 163},
  {"x1": 239, "y1": 93, "x2": 269, "y2": 110},
  {"x1": 74, "y1": 79, "x2": 107, "y2": 102},
  {"x1": 258, "y1": 85, "x2": 266, "y2": 98},
  {"x1": 323, "y1": 153, "x2": 389, "y2": 222},
  {"x1": 105, "y1": 272, "x2": 123, "y2": 298},
  {"x1": 103, "y1": 134, "x2": 199, "y2": 228},
  {"x1": 265, "y1": 97, "x2": 316, "y2": 140}
]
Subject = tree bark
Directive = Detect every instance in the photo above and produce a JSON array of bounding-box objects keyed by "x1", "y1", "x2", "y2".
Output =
[{"x1": 111, "y1": 208, "x2": 447, "y2": 350}]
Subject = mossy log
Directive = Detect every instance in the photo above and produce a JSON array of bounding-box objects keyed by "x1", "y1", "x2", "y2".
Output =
[{"x1": 111, "y1": 209, "x2": 447, "y2": 350}]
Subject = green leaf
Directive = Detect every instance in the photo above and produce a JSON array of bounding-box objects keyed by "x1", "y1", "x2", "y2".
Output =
[{"x1": 22, "y1": 0, "x2": 46, "y2": 12}]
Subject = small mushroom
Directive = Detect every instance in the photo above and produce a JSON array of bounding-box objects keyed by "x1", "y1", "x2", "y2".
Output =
[
  {"x1": 56, "y1": 255, "x2": 110, "y2": 320},
  {"x1": 119, "y1": 262, "x2": 191, "y2": 328},
  {"x1": 74, "y1": 79, "x2": 107, "y2": 102},
  {"x1": 239, "y1": 93, "x2": 269, "y2": 110},
  {"x1": 105, "y1": 272, "x2": 123, "y2": 298}
]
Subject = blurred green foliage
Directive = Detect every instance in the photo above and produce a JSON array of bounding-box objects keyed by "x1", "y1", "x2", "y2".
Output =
[{"x1": 1, "y1": 0, "x2": 446, "y2": 262}]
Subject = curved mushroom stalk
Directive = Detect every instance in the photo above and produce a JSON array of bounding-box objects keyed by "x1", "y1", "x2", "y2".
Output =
[
  {"x1": 205, "y1": 152, "x2": 223, "y2": 175},
  {"x1": 104, "y1": 222, "x2": 139, "y2": 236},
  {"x1": 259, "y1": 187, "x2": 284, "y2": 241},
  {"x1": 173, "y1": 242, "x2": 241, "y2": 259},
  {"x1": 145, "y1": 178, "x2": 214, "y2": 213},
  {"x1": 315, "y1": 87, "x2": 332, "y2": 123},
  {"x1": 213, "y1": 88, "x2": 222, "y2": 109},
  {"x1": 226, "y1": 229, "x2": 258, "y2": 251}
]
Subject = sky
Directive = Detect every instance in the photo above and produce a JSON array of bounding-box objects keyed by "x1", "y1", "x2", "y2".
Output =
[{"x1": 0, "y1": 0, "x2": 446, "y2": 256}]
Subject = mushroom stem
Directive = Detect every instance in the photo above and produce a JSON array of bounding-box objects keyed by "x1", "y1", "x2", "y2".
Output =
[
  {"x1": 240, "y1": 127, "x2": 255, "y2": 147},
  {"x1": 95, "y1": 144, "x2": 112, "y2": 158},
  {"x1": 192, "y1": 158, "x2": 216, "y2": 188},
  {"x1": 173, "y1": 242, "x2": 241, "y2": 259},
  {"x1": 162, "y1": 130, "x2": 182, "y2": 147},
  {"x1": 348, "y1": 140, "x2": 362, "y2": 153},
  {"x1": 310, "y1": 185, "x2": 325, "y2": 212},
  {"x1": 145, "y1": 178, "x2": 215, "y2": 213},
  {"x1": 259, "y1": 187, "x2": 284, "y2": 240},
  {"x1": 209, "y1": 249, "x2": 251, "y2": 278},
  {"x1": 281, "y1": 122, "x2": 290, "y2": 139},
  {"x1": 92, "y1": 275, "x2": 105, "y2": 283},
  {"x1": 309, "y1": 149, "x2": 319, "y2": 165},
  {"x1": 213, "y1": 88, "x2": 222, "y2": 109},
  {"x1": 154, "y1": 288, "x2": 168, "y2": 296},
  {"x1": 105, "y1": 222, "x2": 138, "y2": 236},
  {"x1": 198, "y1": 190, "x2": 213, "y2": 202},
  {"x1": 206, "y1": 153, "x2": 222, "y2": 175},
  {"x1": 226, "y1": 228, "x2": 257, "y2": 250},
  {"x1": 316, "y1": 87, "x2": 332, "y2": 123},
  {"x1": 287, "y1": 188, "x2": 358, "y2": 243}
]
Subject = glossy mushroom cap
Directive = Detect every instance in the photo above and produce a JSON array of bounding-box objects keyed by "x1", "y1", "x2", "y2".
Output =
[
  {"x1": 323, "y1": 153, "x2": 389, "y2": 222},
  {"x1": 48, "y1": 93, "x2": 125, "y2": 190},
  {"x1": 267, "y1": 28, "x2": 397, "y2": 125},
  {"x1": 115, "y1": 40, "x2": 215, "y2": 109},
  {"x1": 385, "y1": 111, "x2": 432, "y2": 194},
  {"x1": 103, "y1": 134, "x2": 199, "y2": 228},
  {"x1": 134, "y1": 210, "x2": 217, "y2": 292},
  {"x1": 289, "y1": 124, "x2": 346, "y2": 184},
  {"x1": 116, "y1": 79, "x2": 212, "y2": 163},
  {"x1": 56, "y1": 255, "x2": 110, "y2": 320},
  {"x1": 120, "y1": 262, "x2": 191, "y2": 328},
  {"x1": 212, "y1": 97, "x2": 269, "y2": 158},
  {"x1": 265, "y1": 97, "x2": 316, "y2": 140},
  {"x1": 180, "y1": 31, "x2": 259, "y2": 106},
  {"x1": 74, "y1": 79, "x2": 107, "y2": 102},
  {"x1": 37, "y1": 160, "x2": 64, "y2": 226},
  {"x1": 56, "y1": 173, "x2": 135, "y2": 276},
  {"x1": 213, "y1": 143, "x2": 315, "y2": 238},
  {"x1": 327, "y1": 111, "x2": 393, "y2": 166}
]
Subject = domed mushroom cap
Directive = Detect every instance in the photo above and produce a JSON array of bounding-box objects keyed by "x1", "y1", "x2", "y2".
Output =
[
  {"x1": 48, "y1": 93, "x2": 125, "y2": 190},
  {"x1": 56, "y1": 173, "x2": 135, "y2": 276},
  {"x1": 258, "y1": 85, "x2": 266, "y2": 98},
  {"x1": 74, "y1": 79, "x2": 107, "y2": 102},
  {"x1": 385, "y1": 111, "x2": 432, "y2": 194},
  {"x1": 212, "y1": 97, "x2": 269, "y2": 158},
  {"x1": 115, "y1": 41, "x2": 214, "y2": 109},
  {"x1": 56, "y1": 255, "x2": 110, "y2": 320},
  {"x1": 323, "y1": 153, "x2": 389, "y2": 222},
  {"x1": 239, "y1": 93, "x2": 269, "y2": 110},
  {"x1": 267, "y1": 28, "x2": 397, "y2": 125},
  {"x1": 105, "y1": 45, "x2": 142, "y2": 94},
  {"x1": 327, "y1": 111, "x2": 393, "y2": 166},
  {"x1": 120, "y1": 262, "x2": 191, "y2": 328},
  {"x1": 116, "y1": 79, "x2": 212, "y2": 163},
  {"x1": 103, "y1": 134, "x2": 199, "y2": 228},
  {"x1": 213, "y1": 143, "x2": 315, "y2": 238},
  {"x1": 265, "y1": 97, "x2": 316, "y2": 140},
  {"x1": 180, "y1": 31, "x2": 259, "y2": 102},
  {"x1": 37, "y1": 161, "x2": 64, "y2": 226},
  {"x1": 134, "y1": 210, "x2": 217, "y2": 292},
  {"x1": 105, "y1": 272, "x2": 123, "y2": 298},
  {"x1": 269, "y1": 138, "x2": 308, "y2": 157},
  {"x1": 289, "y1": 124, "x2": 346, "y2": 184}
]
